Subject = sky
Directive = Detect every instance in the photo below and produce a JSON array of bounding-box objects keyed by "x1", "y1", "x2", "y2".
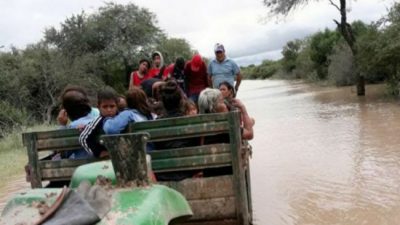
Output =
[{"x1": 0, "y1": 0, "x2": 395, "y2": 66}]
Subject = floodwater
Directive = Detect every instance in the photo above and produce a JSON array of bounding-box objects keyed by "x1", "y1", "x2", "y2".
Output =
[{"x1": 239, "y1": 80, "x2": 400, "y2": 225}]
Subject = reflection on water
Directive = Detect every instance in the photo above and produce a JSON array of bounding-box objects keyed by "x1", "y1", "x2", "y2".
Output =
[{"x1": 239, "y1": 80, "x2": 400, "y2": 225}]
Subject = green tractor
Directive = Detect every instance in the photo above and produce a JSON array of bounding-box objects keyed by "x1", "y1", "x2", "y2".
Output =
[{"x1": 1, "y1": 112, "x2": 252, "y2": 225}]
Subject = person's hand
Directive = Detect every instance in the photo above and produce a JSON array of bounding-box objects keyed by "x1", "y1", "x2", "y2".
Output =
[
  {"x1": 231, "y1": 98, "x2": 245, "y2": 110},
  {"x1": 57, "y1": 109, "x2": 69, "y2": 126},
  {"x1": 77, "y1": 124, "x2": 86, "y2": 132}
]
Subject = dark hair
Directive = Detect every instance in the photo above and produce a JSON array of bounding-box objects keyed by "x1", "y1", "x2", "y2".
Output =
[
  {"x1": 152, "y1": 52, "x2": 160, "y2": 59},
  {"x1": 159, "y1": 81, "x2": 184, "y2": 113},
  {"x1": 126, "y1": 87, "x2": 152, "y2": 118},
  {"x1": 184, "y1": 99, "x2": 197, "y2": 113},
  {"x1": 140, "y1": 78, "x2": 161, "y2": 98},
  {"x1": 174, "y1": 57, "x2": 185, "y2": 71},
  {"x1": 139, "y1": 58, "x2": 151, "y2": 69},
  {"x1": 60, "y1": 85, "x2": 89, "y2": 104},
  {"x1": 219, "y1": 81, "x2": 236, "y2": 98},
  {"x1": 62, "y1": 90, "x2": 91, "y2": 121},
  {"x1": 97, "y1": 87, "x2": 119, "y2": 105}
]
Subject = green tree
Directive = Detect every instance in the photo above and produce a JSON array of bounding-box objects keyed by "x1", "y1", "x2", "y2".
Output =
[
  {"x1": 353, "y1": 3, "x2": 400, "y2": 95},
  {"x1": 263, "y1": 0, "x2": 366, "y2": 95},
  {"x1": 309, "y1": 29, "x2": 341, "y2": 79},
  {"x1": 44, "y1": 2, "x2": 163, "y2": 91},
  {"x1": 156, "y1": 38, "x2": 193, "y2": 64},
  {"x1": 281, "y1": 39, "x2": 302, "y2": 72}
]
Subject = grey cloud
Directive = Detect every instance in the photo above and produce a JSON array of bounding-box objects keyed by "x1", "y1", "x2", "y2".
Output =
[{"x1": 227, "y1": 26, "x2": 314, "y2": 59}]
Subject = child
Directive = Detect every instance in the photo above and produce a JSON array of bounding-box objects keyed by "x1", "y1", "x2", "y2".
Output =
[
  {"x1": 184, "y1": 99, "x2": 198, "y2": 116},
  {"x1": 117, "y1": 95, "x2": 128, "y2": 111},
  {"x1": 103, "y1": 87, "x2": 154, "y2": 134},
  {"x1": 79, "y1": 87, "x2": 119, "y2": 158}
]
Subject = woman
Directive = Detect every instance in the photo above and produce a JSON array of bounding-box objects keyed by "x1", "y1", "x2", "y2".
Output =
[
  {"x1": 129, "y1": 59, "x2": 151, "y2": 89},
  {"x1": 198, "y1": 88, "x2": 253, "y2": 177},
  {"x1": 198, "y1": 88, "x2": 253, "y2": 140},
  {"x1": 219, "y1": 81, "x2": 235, "y2": 101}
]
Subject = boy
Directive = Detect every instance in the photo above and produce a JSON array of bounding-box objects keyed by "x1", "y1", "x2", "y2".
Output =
[{"x1": 79, "y1": 87, "x2": 119, "y2": 158}]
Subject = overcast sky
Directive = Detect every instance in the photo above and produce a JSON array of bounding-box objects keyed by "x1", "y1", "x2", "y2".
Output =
[{"x1": 0, "y1": 0, "x2": 394, "y2": 66}]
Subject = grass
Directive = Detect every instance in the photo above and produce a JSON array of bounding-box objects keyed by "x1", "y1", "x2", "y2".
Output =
[{"x1": 0, "y1": 124, "x2": 55, "y2": 192}]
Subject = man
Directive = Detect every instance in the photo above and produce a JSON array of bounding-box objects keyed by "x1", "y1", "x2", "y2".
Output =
[
  {"x1": 207, "y1": 43, "x2": 241, "y2": 92},
  {"x1": 148, "y1": 51, "x2": 168, "y2": 79},
  {"x1": 184, "y1": 54, "x2": 209, "y2": 103}
]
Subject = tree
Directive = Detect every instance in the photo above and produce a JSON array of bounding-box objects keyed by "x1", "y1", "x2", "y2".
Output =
[
  {"x1": 309, "y1": 29, "x2": 341, "y2": 79},
  {"x1": 44, "y1": 2, "x2": 163, "y2": 91},
  {"x1": 156, "y1": 37, "x2": 193, "y2": 64},
  {"x1": 357, "y1": 3, "x2": 400, "y2": 95},
  {"x1": 263, "y1": 0, "x2": 366, "y2": 95},
  {"x1": 281, "y1": 39, "x2": 302, "y2": 72}
]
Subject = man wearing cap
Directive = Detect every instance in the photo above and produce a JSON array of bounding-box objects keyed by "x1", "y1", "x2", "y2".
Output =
[
  {"x1": 184, "y1": 54, "x2": 210, "y2": 103},
  {"x1": 208, "y1": 43, "x2": 241, "y2": 92}
]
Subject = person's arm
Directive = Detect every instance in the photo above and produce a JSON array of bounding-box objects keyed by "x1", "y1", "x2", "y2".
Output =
[
  {"x1": 103, "y1": 110, "x2": 133, "y2": 134},
  {"x1": 128, "y1": 72, "x2": 134, "y2": 90},
  {"x1": 207, "y1": 62, "x2": 213, "y2": 88},
  {"x1": 233, "y1": 61, "x2": 241, "y2": 92},
  {"x1": 57, "y1": 109, "x2": 69, "y2": 126},
  {"x1": 235, "y1": 72, "x2": 242, "y2": 92},
  {"x1": 79, "y1": 116, "x2": 103, "y2": 156},
  {"x1": 231, "y1": 99, "x2": 253, "y2": 140}
]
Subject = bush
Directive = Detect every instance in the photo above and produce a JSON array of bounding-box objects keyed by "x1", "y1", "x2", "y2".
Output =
[
  {"x1": 328, "y1": 42, "x2": 356, "y2": 86},
  {"x1": 0, "y1": 101, "x2": 30, "y2": 135}
]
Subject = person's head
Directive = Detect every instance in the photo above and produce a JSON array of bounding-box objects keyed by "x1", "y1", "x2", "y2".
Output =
[
  {"x1": 126, "y1": 87, "x2": 152, "y2": 117},
  {"x1": 97, "y1": 87, "x2": 119, "y2": 117},
  {"x1": 184, "y1": 100, "x2": 198, "y2": 116},
  {"x1": 60, "y1": 85, "x2": 91, "y2": 121},
  {"x1": 214, "y1": 43, "x2": 226, "y2": 62},
  {"x1": 140, "y1": 78, "x2": 162, "y2": 98},
  {"x1": 152, "y1": 81, "x2": 165, "y2": 101},
  {"x1": 175, "y1": 57, "x2": 185, "y2": 71},
  {"x1": 219, "y1": 81, "x2": 235, "y2": 99},
  {"x1": 198, "y1": 88, "x2": 228, "y2": 114},
  {"x1": 117, "y1": 95, "x2": 127, "y2": 111},
  {"x1": 138, "y1": 58, "x2": 151, "y2": 74},
  {"x1": 152, "y1": 52, "x2": 163, "y2": 68},
  {"x1": 159, "y1": 80, "x2": 184, "y2": 113},
  {"x1": 190, "y1": 54, "x2": 203, "y2": 72},
  {"x1": 60, "y1": 85, "x2": 89, "y2": 103}
]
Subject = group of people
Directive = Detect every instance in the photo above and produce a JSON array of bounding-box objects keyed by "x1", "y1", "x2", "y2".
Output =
[
  {"x1": 129, "y1": 43, "x2": 242, "y2": 103},
  {"x1": 40, "y1": 43, "x2": 254, "y2": 182}
]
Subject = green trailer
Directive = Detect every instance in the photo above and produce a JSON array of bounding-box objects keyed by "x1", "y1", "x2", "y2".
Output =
[{"x1": 2, "y1": 111, "x2": 253, "y2": 225}]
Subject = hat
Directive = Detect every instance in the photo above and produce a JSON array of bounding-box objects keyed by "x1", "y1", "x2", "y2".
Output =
[
  {"x1": 214, "y1": 43, "x2": 225, "y2": 52},
  {"x1": 190, "y1": 54, "x2": 203, "y2": 72}
]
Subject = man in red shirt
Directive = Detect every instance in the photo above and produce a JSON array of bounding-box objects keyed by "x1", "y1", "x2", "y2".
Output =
[
  {"x1": 129, "y1": 59, "x2": 151, "y2": 89},
  {"x1": 148, "y1": 51, "x2": 168, "y2": 80},
  {"x1": 184, "y1": 54, "x2": 210, "y2": 103}
]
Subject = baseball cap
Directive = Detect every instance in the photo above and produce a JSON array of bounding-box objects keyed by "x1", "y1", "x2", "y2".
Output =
[
  {"x1": 190, "y1": 54, "x2": 203, "y2": 72},
  {"x1": 214, "y1": 43, "x2": 225, "y2": 52}
]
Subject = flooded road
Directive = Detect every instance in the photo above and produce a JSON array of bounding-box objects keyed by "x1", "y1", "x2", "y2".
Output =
[{"x1": 239, "y1": 80, "x2": 400, "y2": 225}]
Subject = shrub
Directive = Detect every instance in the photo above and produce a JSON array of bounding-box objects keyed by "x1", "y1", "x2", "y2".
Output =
[{"x1": 328, "y1": 42, "x2": 356, "y2": 86}]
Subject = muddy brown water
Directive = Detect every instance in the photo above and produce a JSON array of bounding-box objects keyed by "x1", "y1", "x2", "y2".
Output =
[
  {"x1": 239, "y1": 80, "x2": 400, "y2": 225},
  {"x1": 1, "y1": 80, "x2": 400, "y2": 224}
]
